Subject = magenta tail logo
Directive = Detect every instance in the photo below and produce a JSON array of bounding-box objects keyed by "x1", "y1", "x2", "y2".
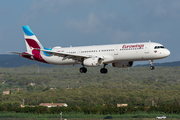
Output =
[
  {"x1": 25, "y1": 39, "x2": 47, "y2": 63},
  {"x1": 26, "y1": 39, "x2": 40, "y2": 49}
]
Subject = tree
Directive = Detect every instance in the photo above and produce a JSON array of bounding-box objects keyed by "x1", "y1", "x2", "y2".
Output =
[
  {"x1": 43, "y1": 87, "x2": 50, "y2": 92},
  {"x1": 36, "y1": 85, "x2": 44, "y2": 91},
  {"x1": 18, "y1": 77, "x2": 30, "y2": 86},
  {"x1": 26, "y1": 85, "x2": 34, "y2": 92},
  {"x1": 12, "y1": 101, "x2": 20, "y2": 107}
]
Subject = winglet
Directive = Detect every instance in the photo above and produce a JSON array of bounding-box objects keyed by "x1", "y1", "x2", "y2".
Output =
[{"x1": 22, "y1": 26, "x2": 34, "y2": 36}]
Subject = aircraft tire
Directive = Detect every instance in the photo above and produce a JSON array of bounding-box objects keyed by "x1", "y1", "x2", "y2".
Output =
[
  {"x1": 150, "y1": 66, "x2": 155, "y2": 70},
  {"x1": 80, "y1": 67, "x2": 84, "y2": 73},
  {"x1": 83, "y1": 67, "x2": 87, "y2": 73},
  {"x1": 80, "y1": 67, "x2": 87, "y2": 73},
  {"x1": 100, "y1": 68, "x2": 108, "y2": 74}
]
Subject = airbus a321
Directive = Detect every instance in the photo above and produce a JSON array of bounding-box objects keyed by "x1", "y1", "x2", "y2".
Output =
[{"x1": 10, "y1": 26, "x2": 170, "y2": 74}]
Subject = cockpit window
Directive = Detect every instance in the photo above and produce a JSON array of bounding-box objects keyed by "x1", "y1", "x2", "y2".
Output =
[{"x1": 154, "y1": 46, "x2": 165, "y2": 49}]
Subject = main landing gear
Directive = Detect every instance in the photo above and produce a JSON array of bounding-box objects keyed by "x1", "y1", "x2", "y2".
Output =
[
  {"x1": 149, "y1": 60, "x2": 155, "y2": 70},
  {"x1": 100, "y1": 64, "x2": 108, "y2": 74},
  {"x1": 79, "y1": 64, "x2": 108, "y2": 74},
  {"x1": 79, "y1": 67, "x2": 87, "y2": 73}
]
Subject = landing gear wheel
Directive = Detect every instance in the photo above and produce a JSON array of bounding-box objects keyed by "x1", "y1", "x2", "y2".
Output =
[
  {"x1": 150, "y1": 66, "x2": 155, "y2": 70},
  {"x1": 79, "y1": 67, "x2": 87, "y2": 73},
  {"x1": 149, "y1": 60, "x2": 155, "y2": 70},
  {"x1": 100, "y1": 68, "x2": 108, "y2": 74}
]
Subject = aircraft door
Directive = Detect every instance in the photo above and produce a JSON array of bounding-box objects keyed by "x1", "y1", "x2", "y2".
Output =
[
  {"x1": 144, "y1": 44, "x2": 150, "y2": 54},
  {"x1": 78, "y1": 49, "x2": 81, "y2": 54},
  {"x1": 114, "y1": 48, "x2": 118, "y2": 55}
]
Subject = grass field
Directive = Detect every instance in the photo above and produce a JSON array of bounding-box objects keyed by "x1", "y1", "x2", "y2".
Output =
[
  {"x1": 1, "y1": 118, "x2": 180, "y2": 120},
  {"x1": 1, "y1": 111, "x2": 180, "y2": 119}
]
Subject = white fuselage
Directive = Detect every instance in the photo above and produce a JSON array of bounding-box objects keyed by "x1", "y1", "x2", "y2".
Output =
[
  {"x1": 11, "y1": 26, "x2": 171, "y2": 73},
  {"x1": 40, "y1": 42, "x2": 170, "y2": 65}
]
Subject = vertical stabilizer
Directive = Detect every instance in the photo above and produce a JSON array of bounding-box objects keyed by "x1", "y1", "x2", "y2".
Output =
[
  {"x1": 22, "y1": 26, "x2": 43, "y2": 52},
  {"x1": 22, "y1": 26, "x2": 47, "y2": 63}
]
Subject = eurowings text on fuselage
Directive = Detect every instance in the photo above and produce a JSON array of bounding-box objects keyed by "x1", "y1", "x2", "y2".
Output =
[{"x1": 10, "y1": 26, "x2": 170, "y2": 74}]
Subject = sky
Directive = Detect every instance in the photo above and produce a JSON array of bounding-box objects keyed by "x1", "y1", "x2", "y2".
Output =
[{"x1": 0, "y1": 0, "x2": 180, "y2": 64}]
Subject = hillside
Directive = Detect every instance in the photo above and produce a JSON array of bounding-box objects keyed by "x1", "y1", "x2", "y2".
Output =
[{"x1": 0, "y1": 54, "x2": 54, "y2": 67}]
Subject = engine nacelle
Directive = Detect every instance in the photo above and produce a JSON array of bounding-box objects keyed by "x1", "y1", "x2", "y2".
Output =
[
  {"x1": 112, "y1": 61, "x2": 133, "y2": 68},
  {"x1": 83, "y1": 57, "x2": 102, "y2": 67}
]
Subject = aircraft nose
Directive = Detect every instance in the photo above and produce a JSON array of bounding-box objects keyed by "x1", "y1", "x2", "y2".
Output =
[{"x1": 165, "y1": 49, "x2": 170, "y2": 57}]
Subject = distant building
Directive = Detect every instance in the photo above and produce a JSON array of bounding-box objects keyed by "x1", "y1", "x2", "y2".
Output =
[
  {"x1": 67, "y1": 85, "x2": 72, "y2": 89},
  {"x1": 3, "y1": 91, "x2": 10, "y2": 95},
  {"x1": 50, "y1": 88, "x2": 56, "y2": 90},
  {"x1": 39, "y1": 103, "x2": 68, "y2": 108},
  {"x1": 117, "y1": 104, "x2": 128, "y2": 107},
  {"x1": 21, "y1": 104, "x2": 35, "y2": 107},
  {"x1": 21, "y1": 104, "x2": 25, "y2": 107},
  {"x1": 28, "y1": 83, "x2": 36, "y2": 86}
]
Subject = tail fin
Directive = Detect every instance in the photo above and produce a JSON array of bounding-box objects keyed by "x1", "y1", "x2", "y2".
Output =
[
  {"x1": 10, "y1": 26, "x2": 48, "y2": 63},
  {"x1": 22, "y1": 26, "x2": 48, "y2": 63},
  {"x1": 22, "y1": 26, "x2": 43, "y2": 52}
]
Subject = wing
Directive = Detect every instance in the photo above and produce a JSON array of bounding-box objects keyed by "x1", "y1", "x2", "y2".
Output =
[{"x1": 36, "y1": 49, "x2": 95, "y2": 61}]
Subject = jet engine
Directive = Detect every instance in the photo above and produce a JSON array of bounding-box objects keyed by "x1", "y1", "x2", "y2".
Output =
[
  {"x1": 83, "y1": 57, "x2": 103, "y2": 67},
  {"x1": 112, "y1": 61, "x2": 133, "y2": 68}
]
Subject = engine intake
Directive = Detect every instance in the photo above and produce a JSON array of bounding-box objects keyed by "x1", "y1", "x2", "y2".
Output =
[
  {"x1": 112, "y1": 61, "x2": 133, "y2": 68},
  {"x1": 83, "y1": 57, "x2": 102, "y2": 67}
]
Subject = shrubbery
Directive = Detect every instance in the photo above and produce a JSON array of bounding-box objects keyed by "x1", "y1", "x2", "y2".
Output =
[{"x1": 1, "y1": 104, "x2": 180, "y2": 115}]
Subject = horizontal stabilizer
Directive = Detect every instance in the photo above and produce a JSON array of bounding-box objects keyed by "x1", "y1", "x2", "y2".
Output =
[{"x1": 8, "y1": 52, "x2": 33, "y2": 56}]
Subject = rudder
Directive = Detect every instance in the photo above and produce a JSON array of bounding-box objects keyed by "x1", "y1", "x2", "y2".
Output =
[{"x1": 22, "y1": 26, "x2": 43, "y2": 52}]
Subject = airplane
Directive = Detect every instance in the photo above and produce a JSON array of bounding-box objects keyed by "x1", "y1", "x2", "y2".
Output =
[{"x1": 10, "y1": 26, "x2": 170, "y2": 74}]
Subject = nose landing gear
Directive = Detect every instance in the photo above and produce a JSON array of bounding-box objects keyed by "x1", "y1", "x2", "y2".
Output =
[
  {"x1": 149, "y1": 60, "x2": 155, "y2": 70},
  {"x1": 150, "y1": 66, "x2": 155, "y2": 70}
]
